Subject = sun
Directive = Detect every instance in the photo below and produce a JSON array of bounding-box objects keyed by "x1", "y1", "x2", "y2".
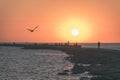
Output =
[
  {"x1": 57, "y1": 18, "x2": 93, "y2": 42},
  {"x1": 71, "y1": 28, "x2": 79, "y2": 36}
]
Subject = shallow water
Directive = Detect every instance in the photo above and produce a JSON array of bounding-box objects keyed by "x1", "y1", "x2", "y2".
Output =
[{"x1": 0, "y1": 46, "x2": 74, "y2": 80}]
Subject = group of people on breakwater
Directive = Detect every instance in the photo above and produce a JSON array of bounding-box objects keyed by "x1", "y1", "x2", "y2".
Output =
[
  {"x1": 47, "y1": 41, "x2": 101, "y2": 49},
  {"x1": 0, "y1": 41, "x2": 101, "y2": 49}
]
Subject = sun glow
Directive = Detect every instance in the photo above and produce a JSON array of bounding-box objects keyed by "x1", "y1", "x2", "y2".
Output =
[
  {"x1": 58, "y1": 18, "x2": 93, "y2": 42},
  {"x1": 72, "y1": 28, "x2": 79, "y2": 36}
]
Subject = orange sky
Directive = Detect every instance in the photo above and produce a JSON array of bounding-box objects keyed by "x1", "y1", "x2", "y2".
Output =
[{"x1": 0, "y1": 0, "x2": 120, "y2": 43}]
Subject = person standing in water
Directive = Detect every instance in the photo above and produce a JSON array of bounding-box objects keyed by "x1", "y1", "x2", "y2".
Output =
[{"x1": 98, "y1": 41, "x2": 100, "y2": 49}]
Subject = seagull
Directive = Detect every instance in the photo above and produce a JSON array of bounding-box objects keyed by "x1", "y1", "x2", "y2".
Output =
[{"x1": 27, "y1": 25, "x2": 39, "y2": 32}]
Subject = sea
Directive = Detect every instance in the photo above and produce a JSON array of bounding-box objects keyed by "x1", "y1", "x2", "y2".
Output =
[{"x1": 0, "y1": 43, "x2": 120, "y2": 80}]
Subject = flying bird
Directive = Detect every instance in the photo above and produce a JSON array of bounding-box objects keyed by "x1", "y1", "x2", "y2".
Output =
[{"x1": 27, "y1": 25, "x2": 39, "y2": 32}]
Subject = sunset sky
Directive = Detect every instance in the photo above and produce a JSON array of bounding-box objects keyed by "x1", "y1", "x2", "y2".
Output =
[{"x1": 0, "y1": 0, "x2": 120, "y2": 43}]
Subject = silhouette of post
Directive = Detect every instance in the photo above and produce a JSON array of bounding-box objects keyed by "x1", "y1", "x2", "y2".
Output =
[{"x1": 98, "y1": 41, "x2": 100, "y2": 49}]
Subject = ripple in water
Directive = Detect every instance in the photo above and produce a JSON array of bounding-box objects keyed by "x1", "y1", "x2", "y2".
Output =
[{"x1": 0, "y1": 47, "x2": 72, "y2": 80}]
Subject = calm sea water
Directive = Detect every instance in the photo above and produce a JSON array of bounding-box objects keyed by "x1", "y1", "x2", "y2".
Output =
[
  {"x1": 0, "y1": 44, "x2": 120, "y2": 80},
  {"x1": 0, "y1": 46, "x2": 82, "y2": 80}
]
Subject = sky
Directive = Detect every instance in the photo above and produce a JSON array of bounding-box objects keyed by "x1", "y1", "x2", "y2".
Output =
[{"x1": 0, "y1": 0, "x2": 120, "y2": 43}]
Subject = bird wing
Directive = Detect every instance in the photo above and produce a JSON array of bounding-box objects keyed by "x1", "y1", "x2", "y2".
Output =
[
  {"x1": 33, "y1": 25, "x2": 39, "y2": 30},
  {"x1": 27, "y1": 28, "x2": 33, "y2": 32}
]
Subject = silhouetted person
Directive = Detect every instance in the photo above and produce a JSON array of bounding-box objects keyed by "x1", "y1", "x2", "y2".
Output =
[
  {"x1": 98, "y1": 41, "x2": 100, "y2": 49},
  {"x1": 13, "y1": 42, "x2": 16, "y2": 46},
  {"x1": 74, "y1": 43, "x2": 78, "y2": 46}
]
